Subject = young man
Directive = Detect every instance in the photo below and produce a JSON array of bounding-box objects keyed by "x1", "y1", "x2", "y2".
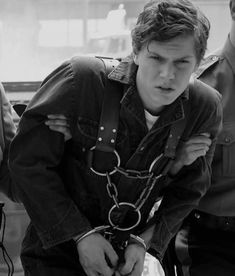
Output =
[
  {"x1": 8, "y1": 0, "x2": 222, "y2": 275},
  {"x1": 174, "y1": 0, "x2": 235, "y2": 275}
]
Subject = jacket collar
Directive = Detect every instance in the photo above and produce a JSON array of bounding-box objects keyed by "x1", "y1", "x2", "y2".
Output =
[
  {"x1": 222, "y1": 35, "x2": 235, "y2": 75},
  {"x1": 108, "y1": 54, "x2": 136, "y2": 85}
]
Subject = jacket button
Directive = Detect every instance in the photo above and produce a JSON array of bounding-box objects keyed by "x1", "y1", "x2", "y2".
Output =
[
  {"x1": 211, "y1": 56, "x2": 218, "y2": 61},
  {"x1": 175, "y1": 113, "x2": 181, "y2": 118},
  {"x1": 194, "y1": 212, "x2": 200, "y2": 219},
  {"x1": 225, "y1": 137, "x2": 231, "y2": 143}
]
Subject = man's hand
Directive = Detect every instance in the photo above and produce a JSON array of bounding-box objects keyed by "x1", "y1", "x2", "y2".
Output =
[
  {"x1": 45, "y1": 114, "x2": 72, "y2": 141},
  {"x1": 116, "y1": 243, "x2": 146, "y2": 276},
  {"x1": 76, "y1": 233, "x2": 119, "y2": 276},
  {"x1": 169, "y1": 133, "x2": 212, "y2": 175}
]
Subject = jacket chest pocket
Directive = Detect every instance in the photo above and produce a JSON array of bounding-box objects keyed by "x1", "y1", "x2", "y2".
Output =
[
  {"x1": 74, "y1": 117, "x2": 98, "y2": 148},
  {"x1": 214, "y1": 122, "x2": 235, "y2": 177}
]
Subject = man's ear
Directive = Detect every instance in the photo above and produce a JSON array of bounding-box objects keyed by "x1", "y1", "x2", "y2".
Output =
[{"x1": 230, "y1": 0, "x2": 235, "y2": 21}]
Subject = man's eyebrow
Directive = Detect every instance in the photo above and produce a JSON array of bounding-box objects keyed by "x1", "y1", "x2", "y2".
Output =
[
  {"x1": 176, "y1": 55, "x2": 195, "y2": 60},
  {"x1": 147, "y1": 51, "x2": 162, "y2": 57},
  {"x1": 148, "y1": 51, "x2": 194, "y2": 60}
]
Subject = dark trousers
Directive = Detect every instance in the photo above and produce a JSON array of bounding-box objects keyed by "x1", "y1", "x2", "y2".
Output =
[{"x1": 175, "y1": 211, "x2": 235, "y2": 276}]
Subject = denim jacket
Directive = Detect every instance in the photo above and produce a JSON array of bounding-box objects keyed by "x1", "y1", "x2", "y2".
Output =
[{"x1": 9, "y1": 55, "x2": 222, "y2": 261}]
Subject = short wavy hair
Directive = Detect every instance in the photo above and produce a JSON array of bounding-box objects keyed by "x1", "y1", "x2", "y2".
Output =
[{"x1": 131, "y1": 0, "x2": 210, "y2": 64}]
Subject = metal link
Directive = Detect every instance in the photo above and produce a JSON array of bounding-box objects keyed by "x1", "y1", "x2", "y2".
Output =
[
  {"x1": 106, "y1": 173, "x2": 119, "y2": 208},
  {"x1": 108, "y1": 202, "x2": 141, "y2": 231},
  {"x1": 135, "y1": 174, "x2": 162, "y2": 210},
  {"x1": 89, "y1": 146, "x2": 120, "y2": 176},
  {"x1": 106, "y1": 181, "x2": 118, "y2": 198},
  {"x1": 115, "y1": 166, "x2": 151, "y2": 179}
]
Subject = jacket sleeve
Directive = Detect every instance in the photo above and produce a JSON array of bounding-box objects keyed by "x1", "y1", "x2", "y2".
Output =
[
  {"x1": 148, "y1": 85, "x2": 223, "y2": 261},
  {"x1": 0, "y1": 83, "x2": 17, "y2": 201},
  {"x1": 8, "y1": 61, "x2": 92, "y2": 249}
]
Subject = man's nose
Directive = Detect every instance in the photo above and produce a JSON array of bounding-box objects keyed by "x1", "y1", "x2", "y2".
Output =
[{"x1": 159, "y1": 63, "x2": 175, "y2": 80}]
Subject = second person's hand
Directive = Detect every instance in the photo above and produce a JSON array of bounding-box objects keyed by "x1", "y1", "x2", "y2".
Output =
[{"x1": 45, "y1": 114, "x2": 72, "y2": 141}]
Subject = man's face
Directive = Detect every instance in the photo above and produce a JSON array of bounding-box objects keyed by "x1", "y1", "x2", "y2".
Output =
[{"x1": 134, "y1": 35, "x2": 198, "y2": 114}]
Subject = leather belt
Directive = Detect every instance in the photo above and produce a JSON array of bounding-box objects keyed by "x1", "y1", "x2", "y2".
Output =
[{"x1": 188, "y1": 210, "x2": 235, "y2": 232}]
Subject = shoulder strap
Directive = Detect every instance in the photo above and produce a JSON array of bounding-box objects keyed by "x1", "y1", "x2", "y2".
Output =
[
  {"x1": 87, "y1": 57, "x2": 122, "y2": 174},
  {"x1": 95, "y1": 57, "x2": 121, "y2": 152},
  {"x1": 99, "y1": 57, "x2": 120, "y2": 76},
  {"x1": 150, "y1": 114, "x2": 187, "y2": 176},
  {"x1": 150, "y1": 83, "x2": 190, "y2": 176}
]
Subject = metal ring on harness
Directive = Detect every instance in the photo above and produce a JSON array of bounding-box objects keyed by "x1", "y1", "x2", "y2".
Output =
[
  {"x1": 89, "y1": 146, "x2": 121, "y2": 176},
  {"x1": 108, "y1": 202, "x2": 141, "y2": 231}
]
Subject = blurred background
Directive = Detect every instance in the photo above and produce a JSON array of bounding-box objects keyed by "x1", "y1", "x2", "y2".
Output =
[
  {"x1": 0, "y1": 0, "x2": 230, "y2": 275},
  {"x1": 0, "y1": 0, "x2": 230, "y2": 81}
]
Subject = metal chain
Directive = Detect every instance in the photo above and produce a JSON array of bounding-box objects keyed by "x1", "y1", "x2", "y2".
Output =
[
  {"x1": 106, "y1": 173, "x2": 120, "y2": 208},
  {"x1": 114, "y1": 166, "x2": 151, "y2": 179},
  {"x1": 135, "y1": 174, "x2": 162, "y2": 210},
  {"x1": 105, "y1": 169, "x2": 162, "y2": 212}
]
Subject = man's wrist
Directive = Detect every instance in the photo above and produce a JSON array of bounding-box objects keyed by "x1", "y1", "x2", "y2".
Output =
[
  {"x1": 73, "y1": 225, "x2": 110, "y2": 245},
  {"x1": 73, "y1": 229, "x2": 97, "y2": 244},
  {"x1": 129, "y1": 234, "x2": 147, "y2": 251},
  {"x1": 168, "y1": 160, "x2": 183, "y2": 176}
]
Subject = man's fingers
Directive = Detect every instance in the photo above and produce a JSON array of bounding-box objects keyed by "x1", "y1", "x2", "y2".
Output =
[
  {"x1": 104, "y1": 243, "x2": 119, "y2": 268},
  {"x1": 47, "y1": 114, "x2": 67, "y2": 119},
  {"x1": 185, "y1": 143, "x2": 209, "y2": 153},
  {"x1": 193, "y1": 148, "x2": 208, "y2": 157},
  {"x1": 185, "y1": 136, "x2": 211, "y2": 146},
  {"x1": 47, "y1": 125, "x2": 66, "y2": 132},
  {"x1": 100, "y1": 265, "x2": 115, "y2": 276},
  {"x1": 82, "y1": 255, "x2": 114, "y2": 276},
  {"x1": 83, "y1": 268, "x2": 98, "y2": 276},
  {"x1": 199, "y1": 132, "x2": 210, "y2": 137},
  {"x1": 128, "y1": 260, "x2": 142, "y2": 276},
  {"x1": 45, "y1": 119, "x2": 69, "y2": 127},
  {"x1": 92, "y1": 254, "x2": 115, "y2": 276},
  {"x1": 119, "y1": 257, "x2": 135, "y2": 275}
]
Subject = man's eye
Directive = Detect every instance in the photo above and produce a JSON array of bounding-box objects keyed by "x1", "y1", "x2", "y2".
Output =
[
  {"x1": 151, "y1": 56, "x2": 160, "y2": 61},
  {"x1": 177, "y1": 60, "x2": 189, "y2": 64}
]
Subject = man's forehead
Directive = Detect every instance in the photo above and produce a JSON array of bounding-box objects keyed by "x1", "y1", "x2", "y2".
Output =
[{"x1": 147, "y1": 37, "x2": 196, "y2": 56}]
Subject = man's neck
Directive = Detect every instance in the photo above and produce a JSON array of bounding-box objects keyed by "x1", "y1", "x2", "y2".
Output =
[{"x1": 229, "y1": 23, "x2": 235, "y2": 48}]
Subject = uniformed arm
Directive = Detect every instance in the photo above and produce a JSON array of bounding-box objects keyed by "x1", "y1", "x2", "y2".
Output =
[
  {"x1": 141, "y1": 87, "x2": 223, "y2": 261},
  {"x1": 8, "y1": 61, "x2": 93, "y2": 249},
  {"x1": 0, "y1": 83, "x2": 17, "y2": 201}
]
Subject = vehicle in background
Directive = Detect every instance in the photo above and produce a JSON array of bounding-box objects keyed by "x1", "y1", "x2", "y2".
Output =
[{"x1": 84, "y1": 29, "x2": 132, "y2": 59}]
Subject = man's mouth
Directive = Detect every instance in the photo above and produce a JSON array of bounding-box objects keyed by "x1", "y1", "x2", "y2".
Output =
[{"x1": 157, "y1": 86, "x2": 174, "y2": 92}]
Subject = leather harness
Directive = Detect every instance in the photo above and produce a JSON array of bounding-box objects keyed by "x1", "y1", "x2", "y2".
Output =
[{"x1": 87, "y1": 57, "x2": 189, "y2": 255}]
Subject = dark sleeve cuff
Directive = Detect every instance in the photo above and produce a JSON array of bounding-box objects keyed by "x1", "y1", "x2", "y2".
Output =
[{"x1": 39, "y1": 203, "x2": 92, "y2": 249}]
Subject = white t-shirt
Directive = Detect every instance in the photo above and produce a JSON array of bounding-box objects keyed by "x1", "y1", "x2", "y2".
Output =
[{"x1": 144, "y1": 109, "x2": 159, "y2": 130}]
